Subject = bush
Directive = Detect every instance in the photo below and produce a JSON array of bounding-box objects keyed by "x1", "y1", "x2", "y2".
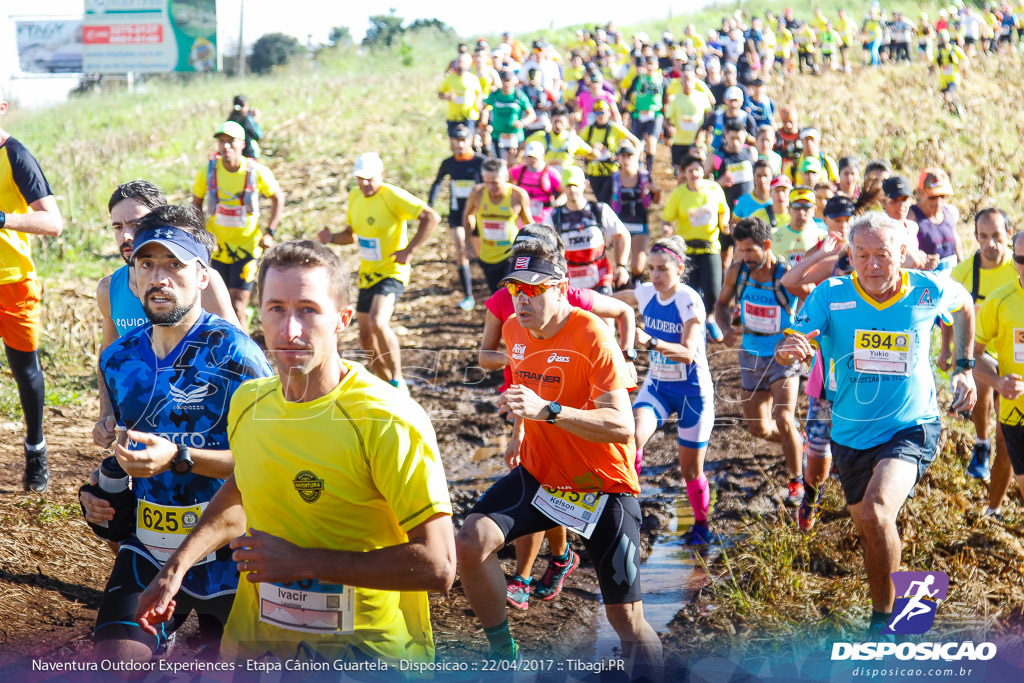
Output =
[{"x1": 249, "y1": 32, "x2": 303, "y2": 74}]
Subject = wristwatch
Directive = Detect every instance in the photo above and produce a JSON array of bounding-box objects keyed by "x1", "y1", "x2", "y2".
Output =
[
  {"x1": 545, "y1": 402, "x2": 562, "y2": 424},
  {"x1": 170, "y1": 445, "x2": 194, "y2": 475},
  {"x1": 622, "y1": 348, "x2": 638, "y2": 362},
  {"x1": 955, "y1": 358, "x2": 976, "y2": 372},
  {"x1": 646, "y1": 336, "x2": 660, "y2": 350},
  {"x1": 0, "y1": 211, "x2": 6, "y2": 229}
]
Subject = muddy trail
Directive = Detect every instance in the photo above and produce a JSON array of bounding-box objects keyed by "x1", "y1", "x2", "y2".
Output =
[
  {"x1": 1, "y1": 145, "x2": 1021, "y2": 680},
  {"x1": 0, "y1": 239, "x2": 807, "y2": 678}
]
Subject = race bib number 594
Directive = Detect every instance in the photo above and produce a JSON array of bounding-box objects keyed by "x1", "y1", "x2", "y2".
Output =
[{"x1": 853, "y1": 329, "x2": 913, "y2": 376}]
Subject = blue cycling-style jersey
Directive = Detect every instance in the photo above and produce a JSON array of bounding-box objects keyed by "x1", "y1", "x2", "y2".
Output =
[
  {"x1": 636, "y1": 282, "x2": 713, "y2": 396},
  {"x1": 788, "y1": 270, "x2": 967, "y2": 449},
  {"x1": 99, "y1": 311, "x2": 273, "y2": 598},
  {"x1": 738, "y1": 262, "x2": 793, "y2": 358},
  {"x1": 109, "y1": 265, "x2": 148, "y2": 336}
]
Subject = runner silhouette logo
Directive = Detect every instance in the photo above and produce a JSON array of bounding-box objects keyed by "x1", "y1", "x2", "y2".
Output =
[{"x1": 886, "y1": 571, "x2": 948, "y2": 634}]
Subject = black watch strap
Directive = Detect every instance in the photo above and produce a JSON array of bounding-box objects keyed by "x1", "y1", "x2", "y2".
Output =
[
  {"x1": 955, "y1": 358, "x2": 975, "y2": 371},
  {"x1": 171, "y1": 444, "x2": 193, "y2": 475}
]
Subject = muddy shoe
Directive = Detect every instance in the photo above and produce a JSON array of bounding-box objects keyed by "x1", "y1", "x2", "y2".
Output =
[
  {"x1": 684, "y1": 523, "x2": 720, "y2": 546},
  {"x1": 23, "y1": 445, "x2": 49, "y2": 493},
  {"x1": 506, "y1": 575, "x2": 532, "y2": 610},
  {"x1": 785, "y1": 478, "x2": 804, "y2": 508},
  {"x1": 797, "y1": 493, "x2": 820, "y2": 532},
  {"x1": 533, "y1": 548, "x2": 579, "y2": 600}
]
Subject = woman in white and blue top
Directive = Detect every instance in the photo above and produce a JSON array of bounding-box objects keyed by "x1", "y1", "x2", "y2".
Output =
[{"x1": 616, "y1": 236, "x2": 717, "y2": 544}]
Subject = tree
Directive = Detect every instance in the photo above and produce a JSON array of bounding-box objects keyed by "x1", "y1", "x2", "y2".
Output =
[
  {"x1": 363, "y1": 11, "x2": 405, "y2": 48},
  {"x1": 328, "y1": 26, "x2": 352, "y2": 47},
  {"x1": 249, "y1": 32, "x2": 303, "y2": 74},
  {"x1": 407, "y1": 18, "x2": 453, "y2": 36}
]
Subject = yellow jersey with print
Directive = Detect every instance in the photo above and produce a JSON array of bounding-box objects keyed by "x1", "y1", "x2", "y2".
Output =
[
  {"x1": 772, "y1": 223, "x2": 826, "y2": 266},
  {"x1": 476, "y1": 186, "x2": 518, "y2": 264},
  {"x1": 221, "y1": 361, "x2": 453, "y2": 664},
  {"x1": 951, "y1": 249, "x2": 1018, "y2": 309},
  {"x1": 662, "y1": 180, "x2": 729, "y2": 253},
  {"x1": 580, "y1": 122, "x2": 632, "y2": 176},
  {"x1": 439, "y1": 71, "x2": 483, "y2": 121},
  {"x1": 0, "y1": 137, "x2": 53, "y2": 285},
  {"x1": 663, "y1": 90, "x2": 714, "y2": 146},
  {"x1": 976, "y1": 280, "x2": 1024, "y2": 425},
  {"x1": 347, "y1": 183, "x2": 427, "y2": 289},
  {"x1": 192, "y1": 157, "x2": 279, "y2": 264},
  {"x1": 524, "y1": 130, "x2": 592, "y2": 175},
  {"x1": 751, "y1": 205, "x2": 791, "y2": 231}
]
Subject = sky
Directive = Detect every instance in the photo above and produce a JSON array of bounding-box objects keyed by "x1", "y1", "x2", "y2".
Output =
[{"x1": 15, "y1": 0, "x2": 701, "y2": 47}]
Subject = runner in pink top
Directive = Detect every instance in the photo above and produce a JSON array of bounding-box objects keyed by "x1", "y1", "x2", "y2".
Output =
[{"x1": 509, "y1": 142, "x2": 564, "y2": 224}]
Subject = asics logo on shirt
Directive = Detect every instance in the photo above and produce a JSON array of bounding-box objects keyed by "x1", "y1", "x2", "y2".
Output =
[
  {"x1": 547, "y1": 352, "x2": 571, "y2": 363},
  {"x1": 170, "y1": 382, "x2": 218, "y2": 407}
]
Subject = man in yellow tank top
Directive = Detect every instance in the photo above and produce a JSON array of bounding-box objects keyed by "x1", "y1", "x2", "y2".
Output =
[
  {"x1": 134, "y1": 241, "x2": 455, "y2": 666},
  {"x1": 463, "y1": 158, "x2": 534, "y2": 292}
]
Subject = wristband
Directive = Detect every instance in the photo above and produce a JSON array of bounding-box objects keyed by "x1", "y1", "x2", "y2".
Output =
[{"x1": 0, "y1": 211, "x2": 5, "y2": 229}]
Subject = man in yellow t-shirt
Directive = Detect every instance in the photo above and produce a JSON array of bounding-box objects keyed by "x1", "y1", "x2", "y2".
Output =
[
  {"x1": 975, "y1": 231, "x2": 1024, "y2": 519},
  {"x1": 661, "y1": 152, "x2": 730, "y2": 340},
  {"x1": 0, "y1": 86, "x2": 64, "y2": 492},
  {"x1": 772, "y1": 187, "x2": 825, "y2": 266},
  {"x1": 662, "y1": 65, "x2": 714, "y2": 171},
  {"x1": 318, "y1": 153, "x2": 439, "y2": 390},
  {"x1": 439, "y1": 52, "x2": 484, "y2": 137},
  {"x1": 524, "y1": 105, "x2": 592, "y2": 176},
  {"x1": 192, "y1": 121, "x2": 283, "y2": 326},
  {"x1": 944, "y1": 208, "x2": 1017, "y2": 492},
  {"x1": 135, "y1": 241, "x2": 455, "y2": 666}
]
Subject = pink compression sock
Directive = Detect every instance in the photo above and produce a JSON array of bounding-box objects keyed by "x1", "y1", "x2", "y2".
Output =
[{"x1": 686, "y1": 475, "x2": 710, "y2": 522}]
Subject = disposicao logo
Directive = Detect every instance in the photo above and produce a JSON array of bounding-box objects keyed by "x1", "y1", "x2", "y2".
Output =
[
  {"x1": 831, "y1": 571, "x2": 997, "y2": 662},
  {"x1": 886, "y1": 571, "x2": 947, "y2": 635}
]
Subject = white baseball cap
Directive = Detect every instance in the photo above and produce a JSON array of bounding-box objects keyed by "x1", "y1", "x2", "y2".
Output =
[
  {"x1": 353, "y1": 152, "x2": 384, "y2": 179},
  {"x1": 524, "y1": 141, "x2": 545, "y2": 159}
]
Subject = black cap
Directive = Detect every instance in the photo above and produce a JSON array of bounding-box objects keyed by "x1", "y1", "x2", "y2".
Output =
[
  {"x1": 823, "y1": 195, "x2": 855, "y2": 218},
  {"x1": 882, "y1": 175, "x2": 913, "y2": 200},
  {"x1": 450, "y1": 124, "x2": 473, "y2": 140}
]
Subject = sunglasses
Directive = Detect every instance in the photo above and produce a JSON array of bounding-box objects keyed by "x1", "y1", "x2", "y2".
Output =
[
  {"x1": 506, "y1": 281, "x2": 559, "y2": 298},
  {"x1": 1014, "y1": 254, "x2": 1024, "y2": 265}
]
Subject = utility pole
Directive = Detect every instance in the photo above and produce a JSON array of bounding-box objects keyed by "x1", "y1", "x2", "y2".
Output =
[{"x1": 237, "y1": 0, "x2": 246, "y2": 77}]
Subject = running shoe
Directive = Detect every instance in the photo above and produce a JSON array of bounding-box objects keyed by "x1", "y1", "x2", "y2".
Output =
[
  {"x1": 785, "y1": 479, "x2": 804, "y2": 508},
  {"x1": 706, "y1": 319, "x2": 725, "y2": 343},
  {"x1": 797, "y1": 493, "x2": 820, "y2": 532},
  {"x1": 684, "y1": 523, "x2": 716, "y2": 545},
  {"x1": 967, "y1": 442, "x2": 991, "y2": 480},
  {"x1": 506, "y1": 575, "x2": 532, "y2": 610},
  {"x1": 533, "y1": 548, "x2": 579, "y2": 600},
  {"x1": 456, "y1": 295, "x2": 475, "y2": 311},
  {"x1": 981, "y1": 507, "x2": 1004, "y2": 522},
  {"x1": 23, "y1": 444, "x2": 49, "y2": 493}
]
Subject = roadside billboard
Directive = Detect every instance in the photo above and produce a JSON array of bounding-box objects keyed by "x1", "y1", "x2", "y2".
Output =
[
  {"x1": 15, "y1": 18, "x2": 84, "y2": 74},
  {"x1": 82, "y1": 0, "x2": 218, "y2": 73}
]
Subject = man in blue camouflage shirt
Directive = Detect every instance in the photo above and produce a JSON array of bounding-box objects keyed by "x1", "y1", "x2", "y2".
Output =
[{"x1": 80, "y1": 204, "x2": 271, "y2": 668}]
